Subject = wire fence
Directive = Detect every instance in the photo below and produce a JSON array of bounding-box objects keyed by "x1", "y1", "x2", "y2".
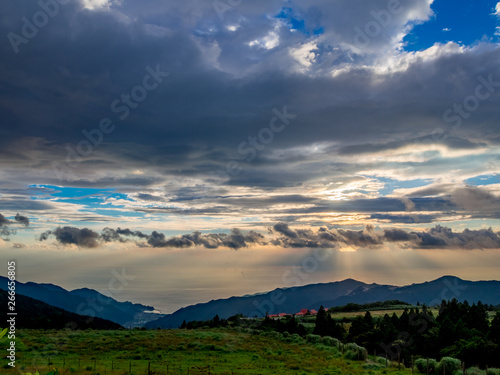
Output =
[{"x1": 17, "y1": 356, "x2": 244, "y2": 375}]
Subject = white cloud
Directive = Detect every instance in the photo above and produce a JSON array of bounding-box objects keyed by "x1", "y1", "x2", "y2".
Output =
[
  {"x1": 248, "y1": 31, "x2": 280, "y2": 50},
  {"x1": 494, "y1": 2, "x2": 500, "y2": 17},
  {"x1": 81, "y1": 0, "x2": 120, "y2": 10},
  {"x1": 289, "y1": 41, "x2": 318, "y2": 68}
]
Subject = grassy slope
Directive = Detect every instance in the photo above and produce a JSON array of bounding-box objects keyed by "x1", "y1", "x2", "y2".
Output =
[{"x1": 8, "y1": 329, "x2": 412, "y2": 375}]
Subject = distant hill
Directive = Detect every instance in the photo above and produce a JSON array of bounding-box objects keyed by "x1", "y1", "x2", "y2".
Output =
[
  {"x1": 145, "y1": 276, "x2": 500, "y2": 329},
  {"x1": 0, "y1": 276, "x2": 162, "y2": 326},
  {"x1": 0, "y1": 289, "x2": 122, "y2": 330}
]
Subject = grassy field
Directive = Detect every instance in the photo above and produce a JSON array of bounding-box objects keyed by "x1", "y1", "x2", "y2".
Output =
[
  {"x1": 6, "y1": 328, "x2": 413, "y2": 375},
  {"x1": 328, "y1": 309, "x2": 441, "y2": 320}
]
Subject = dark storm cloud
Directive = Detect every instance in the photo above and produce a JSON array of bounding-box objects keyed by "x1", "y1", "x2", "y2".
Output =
[
  {"x1": 0, "y1": 212, "x2": 30, "y2": 238},
  {"x1": 271, "y1": 222, "x2": 383, "y2": 248},
  {"x1": 370, "y1": 213, "x2": 439, "y2": 224},
  {"x1": 146, "y1": 228, "x2": 266, "y2": 250},
  {"x1": 100, "y1": 227, "x2": 150, "y2": 243},
  {"x1": 338, "y1": 136, "x2": 487, "y2": 156},
  {"x1": 14, "y1": 213, "x2": 29, "y2": 226},
  {"x1": 39, "y1": 227, "x2": 100, "y2": 248},
  {"x1": 270, "y1": 223, "x2": 500, "y2": 250},
  {"x1": 0, "y1": 0, "x2": 498, "y2": 157},
  {"x1": 36, "y1": 221, "x2": 500, "y2": 250},
  {"x1": 39, "y1": 225, "x2": 266, "y2": 250},
  {"x1": 0, "y1": 214, "x2": 10, "y2": 227}
]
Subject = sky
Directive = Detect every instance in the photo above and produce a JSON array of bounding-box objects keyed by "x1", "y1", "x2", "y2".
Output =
[{"x1": 1, "y1": 0, "x2": 500, "y2": 313}]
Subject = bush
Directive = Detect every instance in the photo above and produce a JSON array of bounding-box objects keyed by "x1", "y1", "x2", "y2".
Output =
[
  {"x1": 344, "y1": 343, "x2": 367, "y2": 360},
  {"x1": 466, "y1": 367, "x2": 486, "y2": 375},
  {"x1": 364, "y1": 363, "x2": 385, "y2": 370},
  {"x1": 376, "y1": 356, "x2": 387, "y2": 365},
  {"x1": 344, "y1": 350, "x2": 360, "y2": 360},
  {"x1": 320, "y1": 336, "x2": 340, "y2": 347},
  {"x1": 437, "y1": 357, "x2": 461, "y2": 374},
  {"x1": 305, "y1": 334, "x2": 321, "y2": 343},
  {"x1": 187, "y1": 341, "x2": 202, "y2": 348},
  {"x1": 415, "y1": 358, "x2": 438, "y2": 374}
]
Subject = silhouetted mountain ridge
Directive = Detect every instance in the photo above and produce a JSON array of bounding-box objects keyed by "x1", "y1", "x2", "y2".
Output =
[
  {"x1": 145, "y1": 276, "x2": 500, "y2": 329},
  {"x1": 0, "y1": 289, "x2": 122, "y2": 330},
  {"x1": 0, "y1": 276, "x2": 156, "y2": 326}
]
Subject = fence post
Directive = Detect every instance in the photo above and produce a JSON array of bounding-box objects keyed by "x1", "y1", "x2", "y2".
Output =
[
  {"x1": 148, "y1": 361, "x2": 151, "y2": 375},
  {"x1": 427, "y1": 358, "x2": 429, "y2": 375},
  {"x1": 129, "y1": 361, "x2": 132, "y2": 374}
]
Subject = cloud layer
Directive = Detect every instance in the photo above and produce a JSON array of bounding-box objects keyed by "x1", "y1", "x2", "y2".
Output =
[
  {"x1": 36, "y1": 223, "x2": 500, "y2": 251},
  {"x1": 0, "y1": 0, "x2": 499, "y2": 253}
]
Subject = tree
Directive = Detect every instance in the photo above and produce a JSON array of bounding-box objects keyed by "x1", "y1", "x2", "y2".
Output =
[
  {"x1": 313, "y1": 306, "x2": 344, "y2": 339},
  {"x1": 313, "y1": 306, "x2": 329, "y2": 336},
  {"x1": 489, "y1": 311, "x2": 500, "y2": 345}
]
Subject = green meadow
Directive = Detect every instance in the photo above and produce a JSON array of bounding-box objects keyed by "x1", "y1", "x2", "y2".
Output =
[{"x1": 7, "y1": 328, "x2": 412, "y2": 375}]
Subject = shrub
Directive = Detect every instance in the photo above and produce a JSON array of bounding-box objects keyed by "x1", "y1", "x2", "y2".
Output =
[
  {"x1": 344, "y1": 343, "x2": 367, "y2": 360},
  {"x1": 376, "y1": 356, "x2": 387, "y2": 365},
  {"x1": 364, "y1": 363, "x2": 385, "y2": 370},
  {"x1": 344, "y1": 350, "x2": 359, "y2": 360},
  {"x1": 466, "y1": 367, "x2": 486, "y2": 375},
  {"x1": 320, "y1": 336, "x2": 340, "y2": 347},
  {"x1": 305, "y1": 334, "x2": 321, "y2": 343},
  {"x1": 415, "y1": 358, "x2": 438, "y2": 374},
  {"x1": 437, "y1": 357, "x2": 461, "y2": 374},
  {"x1": 187, "y1": 341, "x2": 202, "y2": 348}
]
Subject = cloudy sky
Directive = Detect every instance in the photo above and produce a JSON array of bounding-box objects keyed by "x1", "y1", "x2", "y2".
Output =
[{"x1": 1, "y1": 0, "x2": 500, "y2": 312}]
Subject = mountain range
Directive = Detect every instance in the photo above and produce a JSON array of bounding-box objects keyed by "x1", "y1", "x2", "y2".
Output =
[
  {"x1": 145, "y1": 276, "x2": 500, "y2": 329},
  {"x1": 2, "y1": 275, "x2": 499, "y2": 330},
  {"x1": 0, "y1": 289, "x2": 122, "y2": 330},
  {"x1": 0, "y1": 276, "x2": 163, "y2": 327}
]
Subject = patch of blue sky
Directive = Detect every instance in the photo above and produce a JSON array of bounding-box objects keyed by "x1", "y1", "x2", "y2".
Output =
[
  {"x1": 367, "y1": 177, "x2": 432, "y2": 196},
  {"x1": 404, "y1": 0, "x2": 499, "y2": 52},
  {"x1": 465, "y1": 174, "x2": 500, "y2": 186},
  {"x1": 274, "y1": 7, "x2": 324, "y2": 36},
  {"x1": 27, "y1": 185, "x2": 132, "y2": 207}
]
